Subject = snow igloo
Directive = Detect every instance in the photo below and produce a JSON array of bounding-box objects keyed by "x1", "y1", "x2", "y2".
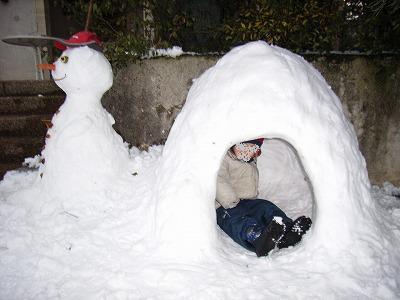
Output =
[{"x1": 154, "y1": 41, "x2": 380, "y2": 261}]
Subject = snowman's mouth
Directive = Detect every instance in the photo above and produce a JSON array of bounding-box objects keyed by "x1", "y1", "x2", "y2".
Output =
[{"x1": 53, "y1": 74, "x2": 67, "y2": 81}]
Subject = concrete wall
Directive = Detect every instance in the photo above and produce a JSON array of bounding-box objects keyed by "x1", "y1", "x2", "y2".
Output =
[
  {"x1": 311, "y1": 55, "x2": 400, "y2": 187},
  {"x1": 102, "y1": 55, "x2": 400, "y2": 186},
  {"x1": 0, "y1": 0, "x2": 47, "y2": 80},
  {"x1": 103, "y1": 57, "x2": 217, "y2": 148}
]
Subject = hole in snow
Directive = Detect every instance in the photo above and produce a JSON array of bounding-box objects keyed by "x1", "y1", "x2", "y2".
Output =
[{"x1": 217, "y1": 138, "x2": 314, "y2": 220}]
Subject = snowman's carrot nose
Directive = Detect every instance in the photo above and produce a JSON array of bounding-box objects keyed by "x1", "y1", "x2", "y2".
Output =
[{"x1": 37, "y1": 63, "x2": 55, "y2": 71}]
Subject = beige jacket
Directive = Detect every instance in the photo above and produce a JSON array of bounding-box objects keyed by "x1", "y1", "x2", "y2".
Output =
[{"x1": 216, "y1": 151, "x2": 259, "y2": 209}]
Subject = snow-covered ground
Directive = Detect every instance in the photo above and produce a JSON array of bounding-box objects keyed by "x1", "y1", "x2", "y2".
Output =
[
  {"x1": 1, "y1": 41, "x2": 399, "y2": 299},
  {"x1": 0, "y1": 146, "x2": 399, "y2": 299}
]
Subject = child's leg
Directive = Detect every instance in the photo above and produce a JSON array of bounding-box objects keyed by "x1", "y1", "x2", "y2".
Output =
[
  {"x1": 216, "y1": 205, "x2": 261, "y2": 252},
  {"x1": 239, "y1": 199, "x2": 293, "y2": 226}
]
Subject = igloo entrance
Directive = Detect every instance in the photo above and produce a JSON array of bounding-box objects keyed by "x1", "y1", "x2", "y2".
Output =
[
  {"x1": 153, "y1": 41, "x2": 380, "y2": 262},
  {"x1": 214, "y1": 137, "x2": 314, "y2": 256},
  {"x1": 216, "y1": 138, "x2": 314, "y2": 223}
]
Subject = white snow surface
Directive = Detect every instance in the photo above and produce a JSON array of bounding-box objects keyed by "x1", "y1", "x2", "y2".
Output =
[
  {"x1": 0, "y1": 41, "x2": 399, "y2": 299},
  {"x1": 1, "y1": 149, "x2": 400, "y2": 299},
  {"x1": 145, "y1": 46, "x2": 184, "y2": 58}
]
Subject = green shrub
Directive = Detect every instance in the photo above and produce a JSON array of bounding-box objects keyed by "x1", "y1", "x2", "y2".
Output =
[{"x1": 53, "y1": 0, "x2": 399, "y2": 68}]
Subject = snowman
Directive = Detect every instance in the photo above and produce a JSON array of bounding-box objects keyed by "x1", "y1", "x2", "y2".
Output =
[{"x1": 38, "y1": 32, "x2": 132, "y2": 202}]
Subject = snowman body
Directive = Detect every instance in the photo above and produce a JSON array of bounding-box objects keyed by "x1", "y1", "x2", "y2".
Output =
[{"x1": 40, "y1": 46, "x2": 131, "y2": 197}]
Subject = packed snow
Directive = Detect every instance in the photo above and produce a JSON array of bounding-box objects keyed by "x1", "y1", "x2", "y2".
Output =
[
  {"x1": 145, "y1": 46, "x2": 184, "y2": 58},
  {"x1": 0, "y1": 41, "x2": 399, "y2": 299},
  {"x1": 38, "y1": 46, "x2": 133, "y2": 203},
  {"x1": 1, "y1": 146, "x2": 399, "y2": 299}
]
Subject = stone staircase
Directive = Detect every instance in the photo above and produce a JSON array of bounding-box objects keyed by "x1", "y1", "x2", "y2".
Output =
[{"x1": 0, "y1": 81, "x2": 64, "y2": 179}]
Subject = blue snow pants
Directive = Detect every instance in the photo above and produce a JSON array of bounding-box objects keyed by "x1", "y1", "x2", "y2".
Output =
[{"x1": 216, "y1": 199, "x2": 292, "y2": 252}]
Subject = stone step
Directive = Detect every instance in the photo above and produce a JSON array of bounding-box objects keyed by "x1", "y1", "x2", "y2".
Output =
[
  {"x1": 0, "y1": 114, "x2": 51, "y2": 137},
  {"x1": 0, "y1": 80, "x2": 60, "y2": 181},
  {"x1": 0, "y1": 136, "x2": 44, "y2": 163},
  {"x1": 0, "y1": 95, "x2": 64, "y2": 115},
  {"x1": 0, "y1": 162, "x2": 27, "y2": 180},
  {"x1": 0, "y1": 80, "x2": 62, "y2": 96}
]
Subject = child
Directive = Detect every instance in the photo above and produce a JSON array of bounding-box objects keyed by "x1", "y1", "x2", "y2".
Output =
[{"x1": 216, "y1": 139, "x2": 312, "y2": 257}]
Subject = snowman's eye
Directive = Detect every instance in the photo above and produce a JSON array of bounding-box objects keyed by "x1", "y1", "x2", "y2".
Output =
[{"x1": 60, "y1": 56, "x2": 69, "y2": 63}]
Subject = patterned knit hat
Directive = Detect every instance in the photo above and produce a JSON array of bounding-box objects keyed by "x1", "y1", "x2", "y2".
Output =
[
  {"x1": 243, "y1": 138, "x2": 264, "y2": 147},
  {"x1": 233, "y1": 138, "x2": 264, "y2": 162}
]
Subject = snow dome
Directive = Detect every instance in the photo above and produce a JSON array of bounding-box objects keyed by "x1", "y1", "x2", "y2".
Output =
[{"x1": 154, "y1": 41, "x2": 381, "y2": 262}]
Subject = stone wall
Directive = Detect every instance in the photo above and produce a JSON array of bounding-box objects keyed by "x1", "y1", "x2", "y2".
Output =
[{"x1": 102, "y1": 54, "x2": 400, "y2": 186}]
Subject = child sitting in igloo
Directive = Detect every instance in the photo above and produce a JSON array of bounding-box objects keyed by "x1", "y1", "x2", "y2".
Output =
[{"x1": 216, "y1": 139, "x2": 312, "y2": 257}]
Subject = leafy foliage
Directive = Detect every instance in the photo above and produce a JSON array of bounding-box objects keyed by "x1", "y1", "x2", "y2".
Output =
[
  {"x1": 53, "y1": 0, "x2": 203, "y2": 67},
  {"x1": 53, "y1": 0, "x2": 150, "y2": 68},
  {"x1": 363, "y1": 0, "x2": 400, "y2": 51},
  {"x1": 219, "y1": 0, "x2": 399, "y2": 52},
  {"x1": 148, "y1": 1, "x2": 195, "y2": 49},
  {"x1": 220, "y1": 0, "x2": 338, "y2": 52},
  {"x1": 53, "y1": 0, "x2": 399, "y2": 69},
  {"x1": 102, "y1": 32, "x2": 148, "y2": 69}
]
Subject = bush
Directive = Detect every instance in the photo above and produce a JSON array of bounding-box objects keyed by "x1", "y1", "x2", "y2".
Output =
[
  {"x1": 53, "y1": 0, "x2": 399, "y2": 69},
  {"x1": 220, "y1": 0, "x2": 337, "y2": 52}
]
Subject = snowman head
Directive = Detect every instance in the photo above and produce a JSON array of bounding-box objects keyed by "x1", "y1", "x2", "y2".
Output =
[{"x1": 51, "y1": 46, "x2": 113, "y2": 96}]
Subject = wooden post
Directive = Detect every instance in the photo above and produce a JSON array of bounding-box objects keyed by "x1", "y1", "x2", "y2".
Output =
[{"x1": 84, "y1": 0, "x2": 94, "y2": 31}]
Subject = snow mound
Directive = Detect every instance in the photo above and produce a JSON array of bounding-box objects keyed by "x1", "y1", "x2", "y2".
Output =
[{"x1": 154, "y1": 41, "x2": 394, "y2": 275}]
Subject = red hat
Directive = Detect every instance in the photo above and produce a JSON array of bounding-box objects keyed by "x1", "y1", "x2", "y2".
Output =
[
  {"x1": 54, "y1": 31, "x2": 102, "y2": 51},
  {"x1": 244, "y1": 138, "x2": 264, "y2": 147}
]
